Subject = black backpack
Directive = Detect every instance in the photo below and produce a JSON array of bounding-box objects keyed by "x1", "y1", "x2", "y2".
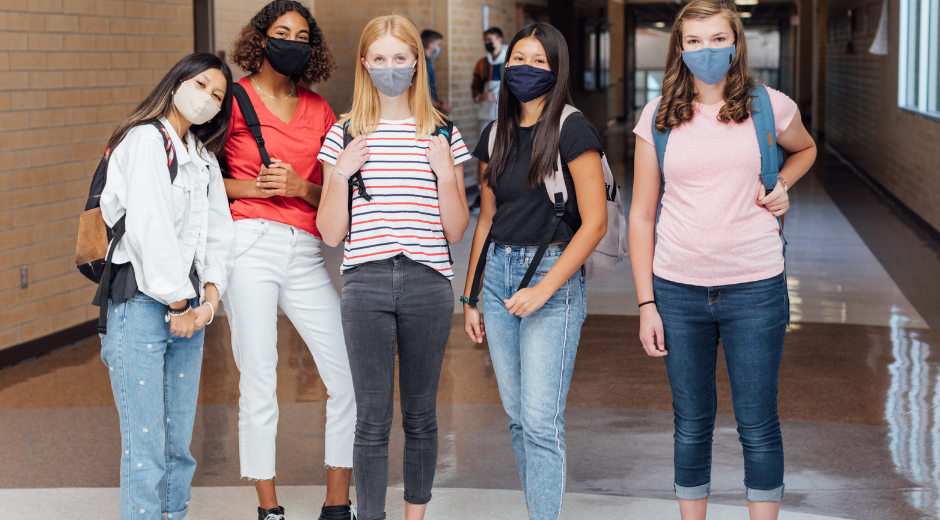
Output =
[
  {"x1": 340, "y1": 120, "x2": 455, "y2": 266},
  {"x1": 74, "y1": 121, "x2": 178, "y2": 334}
]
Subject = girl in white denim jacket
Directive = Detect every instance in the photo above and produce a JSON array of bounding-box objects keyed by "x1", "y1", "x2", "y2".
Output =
[{"x1": 97, "y1": 53, "x2": 235, "y2": 520}]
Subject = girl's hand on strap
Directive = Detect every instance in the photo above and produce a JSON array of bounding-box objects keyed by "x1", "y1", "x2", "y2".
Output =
[
  {"x1": 425, "y1": 134, "x2": 455, "y2": 180},
  {"x1": 757, "y1": 180, "x2": 789, "y2": 217},
  {"x1": 335, "y1": 135, "x2": 370, "y2": 177}
]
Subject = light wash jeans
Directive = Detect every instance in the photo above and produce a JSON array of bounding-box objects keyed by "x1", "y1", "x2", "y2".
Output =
[
  {"x1": 222, "y1": 219, "x2": 356, "y2": 478},
  {"x1": 100, "y1": 292, "x2": 204, "y2": 520},
  {"x1": 482, "y1": 243, "x2": 587, "y2": 520}
]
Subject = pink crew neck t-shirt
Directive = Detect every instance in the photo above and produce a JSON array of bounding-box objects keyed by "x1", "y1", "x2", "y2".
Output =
[{"x1": 633, "y1": 87, "x2": 797, "y2": 287}]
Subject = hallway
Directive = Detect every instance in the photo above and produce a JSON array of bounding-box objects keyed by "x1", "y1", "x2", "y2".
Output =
[{"x1": 2, "y1": 128, "x2": 940, "y2": 519}]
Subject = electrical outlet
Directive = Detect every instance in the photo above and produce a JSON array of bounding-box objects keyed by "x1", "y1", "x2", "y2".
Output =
[{"x1": 20, "y1": 266, "x2": 28, "y2": 289}]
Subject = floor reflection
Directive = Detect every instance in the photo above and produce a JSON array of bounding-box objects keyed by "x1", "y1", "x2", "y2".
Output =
[{"x1": 886, "y1": 314, "x2": 940, "y2": 517}]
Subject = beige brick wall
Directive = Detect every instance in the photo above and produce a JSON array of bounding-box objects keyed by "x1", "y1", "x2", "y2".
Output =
[
  {"x1": 0, "y1": 0, "x2": 193, "y2": 351},
  {"x1": 826, "y1": 0, "x2": 940, "y2": 232}
]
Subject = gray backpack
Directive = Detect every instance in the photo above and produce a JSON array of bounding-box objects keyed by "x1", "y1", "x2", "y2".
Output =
[{"x1": 467, "y1": 105, "x2": 627, "y2": 305}]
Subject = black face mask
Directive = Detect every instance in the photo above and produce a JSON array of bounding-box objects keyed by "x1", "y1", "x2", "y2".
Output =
[
  {"x1": 485, "y1": 42, "x2": 496, "y2": 53},
  {"x1": 264, "y1": 37, "x2": 311, "y2": 76},
  {"x1": 503, "y1": 64, "x2": 556, "y2": 103}
]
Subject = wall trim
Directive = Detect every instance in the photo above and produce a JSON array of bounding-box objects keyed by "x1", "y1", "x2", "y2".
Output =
[
  {"x1": 826, "y1": 143, "x2": 940, "y2": 243},
  {"x1": 0, "y1": 320, "x2": 97, "y2": 371}
]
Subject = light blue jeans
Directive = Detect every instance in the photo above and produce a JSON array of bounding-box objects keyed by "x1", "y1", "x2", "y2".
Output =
[
  {"x1": 482, "y1": 243, "x2": 587, "y2": 520},
  {"x1": 100, "y1": 292, "x2": 204, "y2": 520}
]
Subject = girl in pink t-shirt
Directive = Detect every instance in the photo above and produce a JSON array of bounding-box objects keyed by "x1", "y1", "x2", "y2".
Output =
[{"x1": 629, "y1": 0, "x2": 816, "y2": 518}]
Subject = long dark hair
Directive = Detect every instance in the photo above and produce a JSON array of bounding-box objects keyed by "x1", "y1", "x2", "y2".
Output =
[
  {"x1": 484, "y1": 23, "x2": 573, "y2": 189},
  {"x1": 105, "y1": 53, "x2": 234, "y2": 156},
  {"x1": 229, "y1": 0, "x2": 335, "y2": 85}
]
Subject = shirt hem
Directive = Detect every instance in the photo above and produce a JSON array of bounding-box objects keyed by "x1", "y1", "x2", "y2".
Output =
[
  {"x1": 652, "y1": 265, "x2": 785, "y2": 288},
  {"x1": 231, "y1": 213, "x2": 321, "y2": 239}
]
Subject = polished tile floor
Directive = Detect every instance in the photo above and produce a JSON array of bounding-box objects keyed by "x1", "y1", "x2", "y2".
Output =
[{"x1": 3, "y1": 135, "x2": 940, "y2": 519}]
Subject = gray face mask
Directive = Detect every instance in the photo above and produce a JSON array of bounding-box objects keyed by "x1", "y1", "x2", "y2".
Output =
[{"x1": 367, "y1": 62, "x2": 416, "y2": 97}]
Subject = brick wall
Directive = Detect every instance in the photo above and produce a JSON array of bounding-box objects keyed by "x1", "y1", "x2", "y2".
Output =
[
  {"x1": 825, "y1": 0, "x2": 940, "y2": 232},
  {"x1": 0, "y1": 0, "x2": 193, "y2": 351}
]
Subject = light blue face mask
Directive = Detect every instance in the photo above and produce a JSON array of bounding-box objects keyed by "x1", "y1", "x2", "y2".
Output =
[
  {"x1": 430, "y1": 44, "x2": 441, "y2": 59},
  {"x1": 681, "y1": 46, "x2": 736, "y2": 85}
]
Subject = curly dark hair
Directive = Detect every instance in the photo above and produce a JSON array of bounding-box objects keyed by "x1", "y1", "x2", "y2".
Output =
[{"x1": 229, "y1": 0, "x2": 335, "y2": 85}]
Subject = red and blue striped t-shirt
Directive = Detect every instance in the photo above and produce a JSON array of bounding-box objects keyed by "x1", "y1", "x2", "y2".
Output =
[{"x1": 317, "y1": 118, "x2": 471, "y2": 279}]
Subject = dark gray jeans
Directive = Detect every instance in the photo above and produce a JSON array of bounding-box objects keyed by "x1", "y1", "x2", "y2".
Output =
[{"x1": 341, "y1": 255, "x2": 454, "y2": 520}]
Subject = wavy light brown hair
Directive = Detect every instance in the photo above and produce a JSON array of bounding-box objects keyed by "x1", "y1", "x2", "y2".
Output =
[
  {"x1": 229, "y1": 0, "x2": 334, "y2": 85},
  {"x1": 655, "y1": 0, "x2": 753, "y2": 132},
  {"x1": 339, "y1": 14, "x2": 444, "y2": 139}
]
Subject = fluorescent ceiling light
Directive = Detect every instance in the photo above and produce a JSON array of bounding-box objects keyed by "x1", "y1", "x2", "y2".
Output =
[
  {"x1": 653, "y1": 22, "x2": 666, "y2": 28},
  {"x1": 740, "y1": 11, "x2": 753, "y2": 17},
  {"x1": 735, "y1": 0, "x2": 758, "y2": 5}
]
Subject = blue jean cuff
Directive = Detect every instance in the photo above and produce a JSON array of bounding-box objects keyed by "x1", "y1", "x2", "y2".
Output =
[
  {"x1": 674, "y1": 482, "x2": 710, "y2": 500},
  {"x1": 745, "y1": 484, "x2": 785, "y2": 502},
  {"x1": 164, "y1": 505, "x2": 188, "y2": 520}
]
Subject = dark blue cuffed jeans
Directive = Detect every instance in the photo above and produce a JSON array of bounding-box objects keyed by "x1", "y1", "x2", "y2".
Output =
[{"x1": 654, "y1": 273, "x2": 788, "y2": 502}]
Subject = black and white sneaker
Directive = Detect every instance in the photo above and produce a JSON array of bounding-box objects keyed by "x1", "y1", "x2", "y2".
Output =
[
  {"x1": 317, "y1": 501, "x2": 357, "y2": 520},
  {"x1": 258, "y1": 505, "x2": 286, "y2": 520}
]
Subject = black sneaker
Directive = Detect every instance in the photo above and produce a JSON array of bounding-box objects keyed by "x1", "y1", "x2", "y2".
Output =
[
  {"x1": 258, "y1": 506, "x2": 286, "y2": 520},
  {"x1": 318, "y1": 501, "x2": 357, "y2": 520}
]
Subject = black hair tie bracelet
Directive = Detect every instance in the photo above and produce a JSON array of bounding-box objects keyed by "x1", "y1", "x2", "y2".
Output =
[{"x1": 638, "y1": 301, "x2": 656, "y2": 308}]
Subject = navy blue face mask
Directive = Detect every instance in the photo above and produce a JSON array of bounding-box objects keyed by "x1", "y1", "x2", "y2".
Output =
[{"x1": 503, "y1": 64, "x2": 556, "y2": 103}]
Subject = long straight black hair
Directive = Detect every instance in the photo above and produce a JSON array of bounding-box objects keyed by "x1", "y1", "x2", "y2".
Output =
[
  {"x1": 106, "y1": 53, "x2": 234, "y2": 157},
  {"x1": 483, "y1": 23, "x2": 573, "y2": 189}
]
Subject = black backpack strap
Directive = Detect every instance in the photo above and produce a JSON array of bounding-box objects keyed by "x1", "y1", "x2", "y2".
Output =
[
  {"x1": 342, "y1": 123, "x2": 372, "y2": 243},
  {"x1": 518, "y1": 192, "x2": 566, "y2": 291},
  {"x1": 233, "y1": 83, "x2": 271, "y2": 168},
  {"x1": 431, "y1": 120, "x2": 455, "y2": 264},
  {"x1": 97, "y1": 122, "x2": 178, "y2": 334},
  {"x1": 467, "y1": 232, "x2": 493, "y2": 307}
]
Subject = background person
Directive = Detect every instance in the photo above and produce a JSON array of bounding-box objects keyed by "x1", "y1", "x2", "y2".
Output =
[
  {"x1": 98, "y1": 52, "x2": 235, "y2": 520},
  {"x1": 471, "y1": 27, "x2": 506, "y2": 128},
  {"x1": 316, "y1": 14, "x2": 471, "y2": 520},
  {"x1": 629, "y1": 0, "x2": 817, "y2": 519},
  {"x1": 421, "y1": 28, "x2": 452, "y2": 115},
  {"x1": 222, "y1": 2, "x2": 356, "y2": 520}
]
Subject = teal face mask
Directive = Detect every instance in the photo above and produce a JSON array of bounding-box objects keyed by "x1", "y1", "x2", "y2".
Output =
[{"x1": 681, "y1": 46, "x2": 736, "y2": 85}]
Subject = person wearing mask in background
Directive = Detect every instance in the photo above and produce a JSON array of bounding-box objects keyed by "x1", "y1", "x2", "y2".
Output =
[
  {"x1": 471, "y1": 27, "x2": 506, "y2": 128},
  {"x1": 222, "y1": 2, "x2": 357, "y2": 519},
  {"x1": 469, "y1": 26, "x2": 507, "y2": 210},
  {"x1": 421, "y1": 29, "x2": 452, "y2": 116},
  {"x1": 97, "y1": 52, "x2": 235, "y2": 520}
]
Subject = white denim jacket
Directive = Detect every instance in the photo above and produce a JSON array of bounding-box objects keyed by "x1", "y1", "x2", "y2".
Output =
[{"x1": 100, "y1": 118, "x2": 235, "y2": 305}]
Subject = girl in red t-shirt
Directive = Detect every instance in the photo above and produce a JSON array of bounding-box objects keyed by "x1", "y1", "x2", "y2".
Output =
[{"x1": 221, "y1": 3, "x2": 355, "y2": 520}]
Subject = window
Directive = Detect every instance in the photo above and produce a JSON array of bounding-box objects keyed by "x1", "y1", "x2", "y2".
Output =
[{"x1": 898, "y1": 0, "x2": 940, "y2": 115}]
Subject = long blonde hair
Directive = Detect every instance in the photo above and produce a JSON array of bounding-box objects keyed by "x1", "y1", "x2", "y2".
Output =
[
  {"x1": 339, "y1": 14, "x2": 444, "y2": 138},
  {"x1": 655, "y1": 0, "x2": 753, "y2": 132}
]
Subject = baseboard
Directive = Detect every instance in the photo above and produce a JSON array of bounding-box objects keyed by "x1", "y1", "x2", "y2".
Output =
[
  {"x1": 826, "y1": 143, "x2": 940, "y2": 244},
  {"x1": 0, "y1": 319, "x2": 97, "y2": 371}
]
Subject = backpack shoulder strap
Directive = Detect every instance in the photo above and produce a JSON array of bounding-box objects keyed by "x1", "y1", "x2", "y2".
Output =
[
  {"x1": 544, "y1": 105, "x2": 581, "y2": 204},
  {"x1": 651, "y1": 98, "x2": 670, "y2": 183},
  {"x1": 97, "y1": 121, "x2": 179, "y2": 334},
  {"x1": 233, "y1": 83, "x2": 271, "y2": 168},
  {"x1": 750, "y1": 82, "x2": 780, "y2": 192}
]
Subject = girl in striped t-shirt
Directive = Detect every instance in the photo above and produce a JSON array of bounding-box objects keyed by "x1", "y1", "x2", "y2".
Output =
[{"x1": 315, "y1": 14, "x2": 470, "y2": 520}]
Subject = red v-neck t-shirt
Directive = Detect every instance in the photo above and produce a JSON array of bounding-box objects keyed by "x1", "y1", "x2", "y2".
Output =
[{"x1": 224, "y1": 76, "x2": 337, "y2": 237}]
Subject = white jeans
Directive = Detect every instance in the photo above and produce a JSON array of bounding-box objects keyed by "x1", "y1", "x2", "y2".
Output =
[{"x1": 222, "y1": 219, "x2": 355, "y2": 478}]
